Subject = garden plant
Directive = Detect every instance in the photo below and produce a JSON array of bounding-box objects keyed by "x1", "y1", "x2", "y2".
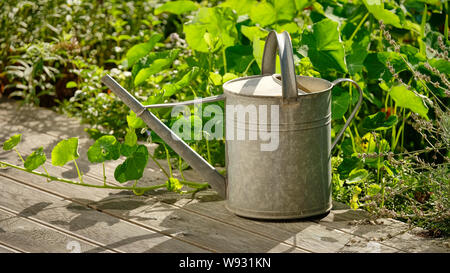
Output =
[{"x1": 0, "y1": 0, "x2": 449, "y2": 236}]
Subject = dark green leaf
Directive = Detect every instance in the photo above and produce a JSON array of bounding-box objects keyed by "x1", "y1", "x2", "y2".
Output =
[
  {"x1": 114, "y1": 145, "x2": 149, "y2": 183},
  {"x1": 331, "y1": 87, "x2": 350, "y2": 120},
  {"x1": 362, "y1": 112, "x2": 398, "y2": 130}
]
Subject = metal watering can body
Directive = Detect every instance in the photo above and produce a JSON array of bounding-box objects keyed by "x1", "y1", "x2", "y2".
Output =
[{"x1": 102, "y1": 31, "x2": 363, "y2": 219}]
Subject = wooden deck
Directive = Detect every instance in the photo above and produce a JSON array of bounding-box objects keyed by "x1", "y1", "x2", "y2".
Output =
[{"x1": 0, "y1": 98, "x2": 448, "y2": 253}]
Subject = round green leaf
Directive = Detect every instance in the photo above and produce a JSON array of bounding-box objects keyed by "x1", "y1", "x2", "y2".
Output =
[
  {"x1": 301, "y1": 19, "x2": 348, "y2": 73},
  {"x1": 87, "y1": 135, "x2": 121, "y2": 163},
  {"x1": 51, "y1": 138, "x2": 79, "y2": 166},
  {"x1": 3, "y1": 134, "x2": 22, "y2": 151},
  {"x1": 346, "y1": 169, "x2": 369, "y2": 184},
  {"x1": 24, "y1": 147, "x2": 46, "y2": 171},
  {"x1": 389, "y1": 85, "x2": 429, "y2": 119},
  {"x1": 250, "y1": 2, "x2": 276, "y2": 27},
  {"x1": 114, "y1": 145, "x2": 149, "y2": 183}
]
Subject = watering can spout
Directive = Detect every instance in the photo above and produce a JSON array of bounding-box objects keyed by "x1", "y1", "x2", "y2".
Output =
[{"x1": 101, "y1": 75, "x2": 227, "y2": 198}]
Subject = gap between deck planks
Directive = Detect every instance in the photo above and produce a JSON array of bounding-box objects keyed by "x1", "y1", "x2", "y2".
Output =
[{"x1": 1, "y1": 99, "x2": 449, "y2": 253}]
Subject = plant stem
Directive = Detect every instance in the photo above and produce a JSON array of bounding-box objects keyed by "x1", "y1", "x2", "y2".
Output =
[
  {"x1": 222, "y1": 47, "x2": 227, "y2": 74},
  {"x1": 243, "y1": 59, "x2": 255, "y2": 75},
  {"x1": 178, "y1": 156, "x2": 186, "y2": 181},
  {"x1": 163, "y1": 143, "x2": 173, "y2": 177},
  {"x1": 0, "y1": 160, "x2": 167, "y2": 193},
  {"x1": 102, "y1": 162, "x2": 106, "y2": 186},
  {"x1": 72, "y1": 159, "x2": 83, "y2": 184},
  {"x1": 149, "y1": 151, "x2": 170, "y2": 179},
  {"x1": 14, "y1": 148, "x2": 25, "y2": 164},
  {"x1": 205, "y1": 138, "x2": 211, "y2": 164},
  {"x1": 349, "y1": 12, "x2": 369, "y2": 42}
]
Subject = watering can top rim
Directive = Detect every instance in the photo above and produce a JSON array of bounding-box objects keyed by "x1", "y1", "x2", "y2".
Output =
[{"x1": 222, "y1": 74, "x2": 334, "y2": 98}]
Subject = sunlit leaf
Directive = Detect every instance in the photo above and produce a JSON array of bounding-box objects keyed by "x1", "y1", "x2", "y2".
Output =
[
  {"x1": 51, "y1": 138, "x2": 79, "y2": 166},
  {"x1": 155, "y1": 1, "x2": 198, "y2": 15},
  {"x1": 87, "y1": 135, "x2": 121, "y2": 163},
  {"x1": 389, "y1": 85, "x2": 429, "y2": 119},
  {"x1": 3, "y1": 134, "x2": 22, "y2": 151},
  {"x1": 301, "y1": 19, "x2": 348, "y2": 73}
]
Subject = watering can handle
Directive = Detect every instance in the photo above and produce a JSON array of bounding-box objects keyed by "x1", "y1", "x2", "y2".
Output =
[
  {"x1": 331, "y1": 78, "x2": 363, "y2": 150},
  {"x1": 261, "y1": 31, "x2": 298, "y2": 99}
]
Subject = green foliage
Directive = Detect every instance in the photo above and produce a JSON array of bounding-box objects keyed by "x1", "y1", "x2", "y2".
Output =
[
  {"x1": 2, "y1": 134, "x2": 22, "y2": 151},
  {"x1": 155, "y1": 1, "x2": 198, "y2": 15},
  {"x1": 301, "y1": 19, "x2": 348, "y2": 73},
  {"x1": 87, "y1": 135, "x2": 121, "y2": 163},
  {"x1": 114, "y1": 145, "x2": 149, "y2": 183},
  {"x1": 51, "y1": 138, "x2": 79, "y2": 166},
  {"x1": 24, "y1": 147, "x2": 46, "y2": 171},
  {"x1": 389, "y1": 85, "x2": 429, "y2": 119}
]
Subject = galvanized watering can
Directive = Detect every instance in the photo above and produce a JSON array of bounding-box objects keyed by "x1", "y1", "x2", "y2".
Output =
[{"x1": 101, "y1": 30, "x2": 363, "y2": 219}]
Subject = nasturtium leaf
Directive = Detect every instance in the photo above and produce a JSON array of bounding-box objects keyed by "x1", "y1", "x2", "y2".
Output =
[
  {"x1": 114, "y1": 145, "x2": 149, "y2": 183},
  {"x1": 24, "y1": 147, "x2": 46, "y2": 171},
  {"x1": 362, "y1": 0, "x2": 401, "y2": 28},
  {"x1": 127, "y1": 111, "x2": 146, "y2": 129},
  {"x1": 126, "y1": 34, "x2": 163, "y2": 67},
  {"x1": 331, "y1": 87, "x2": 350, "y2": 120},
  {"x1": 154, "y1": 1, "x2": 198, "y2": 15},
  {"x1": 166, "y1": 177, "x2": 183, "y2": 192},
  {"x1": 337, "y1": 156, "x2": 362, "y2": 177},
  {"x1": 240, "y1": 26, "x2": 268, "y2": 42},
  {"x1": 121, "y1": 143, "x2": 137, "y2": 157},
  {"x1": 220, "y1": 0, "x2": 254, "y2": 15},
  {"x1": 183, "y1": 7, "x2": 238, "y2": 53},
  {"x1": 362, "y1": 112, "x2": 398, "y2": 130},
  {"x1": 250, "y1": 2, "x2": 276, "y2": 26},
  {"x1": 274, "y1": 0, "x2": 296, "y2": 21},
  {"x1": 346, "y1": 29, "x2": 370, "y2": 75},
  {"x1": 389, "y1": 85, "x2": 429, "y2": 119},
  {"x1": 51, "y1": 138, "x2": 79, "y2": 166},
  {"x1": 183, "y1": 24, "x2": 209, "y2": 52},
  {"x1": 87, "y1": 135, "x2": 121, "y2": 163},
  {"x1": 253, "y1": 37, "x2": 266, "y2": 69},
  {"x1": 301, "y1": 19, "x2": 348, "y2": 73},
  {"x1": 346, "y1": 169, "x2": 369, "y2": 184},
  {"x1": 3, "y1": 134, "x2": 21, "y2": 151},
  {"x1": 225, "y1": 45, "x2": 255, "y2": 73}
]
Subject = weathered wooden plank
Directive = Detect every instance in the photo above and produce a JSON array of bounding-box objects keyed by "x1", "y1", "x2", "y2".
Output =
[
  {"x1": 0, "y1": 175, "x2": 208, "y2": 253},
  {"x1": 0, "y1": 207, "x2": 111, "y2": 253},
  {"x1": 172, "y1": 198, "x2": 403, "y2": 253}
]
